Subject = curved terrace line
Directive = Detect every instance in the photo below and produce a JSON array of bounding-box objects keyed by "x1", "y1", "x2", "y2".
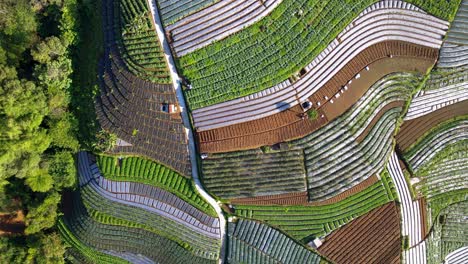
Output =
[
  {"x1": 77, "y1": 152, "x2": 221, "y2": 239},
  {"x1": 198, "y1": 55, "x2": 435, "y2": 153},
  {"x1": 191, "y1": 1, "x2": 448, "y2": 132},
  {"x1": 167, "y1": 0, "x2": 283, "y2": 57}
]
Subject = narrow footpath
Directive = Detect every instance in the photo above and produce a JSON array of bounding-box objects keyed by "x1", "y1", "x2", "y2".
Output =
[{"x1": 146, "y1": 1, "x2": 227, "y2": 263}]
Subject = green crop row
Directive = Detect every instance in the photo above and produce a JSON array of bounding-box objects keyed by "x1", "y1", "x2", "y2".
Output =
[
  {"x1": 403, "y1": 115, "x2": 468, "y2": 159},
  {"x1": 96, "y1": 155, "x2": 217, "y2": 216},
  {"x1": 233, "y1": 181, "x2": 390, "y2": 242},
  {"x1": 380, "y1": 168, "x2": 399, "y2": 202},
  {"x1": 178, "y1": 0, "x2": 459, "y2": 110},
  {"x1": 115, "y1": 0, "x2": 171, "y2": 83},
  {"x1": 58, "y1": 219, "x2": 130, "y2": 264},
  {"x1": 80, "y1": 185, "x2": 221, "y2": 259}
]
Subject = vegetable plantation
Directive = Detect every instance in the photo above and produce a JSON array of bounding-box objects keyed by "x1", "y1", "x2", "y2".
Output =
[
  {"x1": 227, "y1": 219, "x2": 322, "y2": 264},
  {"x1": 178, "y1": 0, "x2": 460, "y2": 109},
  {"x1": 233, "y1": 181, "x2": 392, "y2": 242},
  {"x1": 156, "y1": 0, "x2": 219, "y2": 26},
  {"x1": 426, "y1": 201, "x2": 468, "y2": 264},
  {"x1": 96, "y1": 155, "x2": 217, "y2": 216},
  {"x1": 201, "y1": 149, "x2": 307, "y2": 200},
  {"x1": 116, "y1": 0, "x2": 171, "y2": 83},
  {"x1": 59, "y1": 191, "x2": 216, "y2": 263}
]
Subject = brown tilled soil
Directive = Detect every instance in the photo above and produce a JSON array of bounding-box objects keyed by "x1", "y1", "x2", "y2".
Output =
[
  {"x1": 397, "y1": 99, "x2": 468, "y2": 151},
  {"x1": 230, "y1": 191, "x2": 309, "y2": 205},
  {"x1": 198, "y1": 41, "x2": 437, "y2": 153},
  {"x1": 419, "y1": 197, "x2": 428, "y2": 239},
  {"x1": 356, "y1": 101, "x2": 405, "y2": 143},
  {"x1": 230, "y1": 175, "x2": 379, "y2": 206},
  {"x1": 0, "y1": 210, "x2": 25, "y2": 236},
  {"x1": 318, "y1": 202, "x2": 401, "y2": 264}
]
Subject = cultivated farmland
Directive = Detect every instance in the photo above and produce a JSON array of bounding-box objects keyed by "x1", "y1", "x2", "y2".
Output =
[
  {"x1": 227, "y1": 218, "x2": 323, "y2": 264},
  {"x1": 426, "y1": 201, "x2": 468, "y2": 264},
  {"x1": 117, "y1": 0, "x2": 171, "y2": 82},
  {"x1": 318, "y1": 202, "x2": 401, "y2": 264},
  {"x1": 95, "y1": 0, "x2": 191, "y2": 176},
  {"x1": 179, "y1": 0, "x2": 454, "y2": 109},
  {"x1": 233, "y1": 180, "x2": 393, "y2": 242}
]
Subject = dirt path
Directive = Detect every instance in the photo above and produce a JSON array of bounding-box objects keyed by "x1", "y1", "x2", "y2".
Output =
[
  {"x1": 0, "y1": 210, "x2": 25, "y2": 236},
  {"x1": 147, "y1": 1, "x2": 227, "y2": 262}
]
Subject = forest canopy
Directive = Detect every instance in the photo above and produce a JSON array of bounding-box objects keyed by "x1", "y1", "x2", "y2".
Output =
[{"x1": 0, "y1": 0, "x2": 82, "y2": 262}]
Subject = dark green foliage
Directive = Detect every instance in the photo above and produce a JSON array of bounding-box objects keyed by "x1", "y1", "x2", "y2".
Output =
[{"x1": 0, "y1": 0, "x2": 81, "y2": 262}]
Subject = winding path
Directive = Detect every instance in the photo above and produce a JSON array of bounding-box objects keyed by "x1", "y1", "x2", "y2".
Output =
[{"x1": 147, "y1": 0, "x2": 227, "y2": 262}]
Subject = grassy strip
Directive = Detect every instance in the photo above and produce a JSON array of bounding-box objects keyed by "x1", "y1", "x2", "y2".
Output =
[
  {"x1": 58, "y1": 219, "x2": 130, "y2": 264},
  {"x1": 96, "y1": 155, "x2": 217, "y2": 216},
  {"x1": 179, "y1": 0, "x2": 459, "y2": 110},
  {"x1": 233, "y1": 181, "x2": 390, "y2": 242}
]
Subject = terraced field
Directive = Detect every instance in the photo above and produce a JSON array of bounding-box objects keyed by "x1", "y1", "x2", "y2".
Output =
[
  {"x1": 233, "y1": 181, "x2": 392, "y2": 242},
  {"x1": 178, "y1": 0, "x2": 455, "y2": 110},
  {"x1": 95, "y1": 0, "x2": 191, "y2": 176},
  {"x1": 201, "y1": 149, "x2": 307, "y2": 200},
  {"x1": 60, "y1": 191, "x2": 216, "y2": 263},
  {"x1": 426, "y1": 201, "x2": 468, "y2": 264},
  {"x1": 318, "y1": 202, "x2": 401, "y2": 264},
  {"x1": 227, "y1": 219, "x2": 322, "y2": 264},
  {"x1": 96, "y1": 155, "x2": 216, "y2": 215},
  {"x1": 117, "y1": 0, "x2": 171, "y2": 82},
  {"x1": 199, "y1": 73, "x2": 420, "y2": 203},
  {"x1": 58, "y1": 152, "x2": 222, "y2": 262}
]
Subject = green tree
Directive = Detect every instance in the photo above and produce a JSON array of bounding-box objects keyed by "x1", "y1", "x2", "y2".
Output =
[
  {"x1": 0, "y1": 66, "x2": 48, "y2": 140},
  {"x1": 0, "y1": 0, "x2": 37, "y2": 66},
  {"x1": 48, "y1": 151, "x2": 76, "y2": 190},
  {"x1": 25, "y1": 192, "x2": 61, "y2": 234},
  {"x1": 25, "y1": 169, "x2": 53, "y2": 193},
  {"x1": 31, "y1": 37, "x2": 67, "y2": 64}
]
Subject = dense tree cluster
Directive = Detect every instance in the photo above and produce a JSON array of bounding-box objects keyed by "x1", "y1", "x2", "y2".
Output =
[{"x1": 0, "y1": 0, "x2": 80, "y2": 262}]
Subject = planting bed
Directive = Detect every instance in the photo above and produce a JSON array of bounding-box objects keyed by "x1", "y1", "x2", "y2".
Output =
[
  {"x1": 96, "y1": 155, "x2": 216, "y2": 215},
  {"x1": 198, "y1": 47, "x2": 436, "y2": 153},
  {"x1": 60, "y1": 191, "x2": 216, "y2": 263},
  {"x1": 318, "y1": 202, "x2": 401, "y2": 264},
  {"x1": 397, "y1": 100, "x2": 468, "y2": 151},
  {"x1": 167, "y1": 0, "x2": 282, "y2": 56},
  {"x1": 201, "y1": 149, "x2": 307, "y2": 200},
  {"x1": 233, "y1": 181, "x2": 391, "y2": 241},
  {"x1": 156, "y1": 0, "x2": 218, "y2": 26},
  {"x1": 179, "y1": 0, "x2": 449, "y2": 110},
  {"x1": 200, "y1": 73, "x2": 419, "y2": 203},
  {"x1": 426, "y1": 201, "x2": 468, "y2": 264},
  {"x1": 116, "y1": 0, "x2": 171, "y2": 83},
  {"x1": 77, "y1": 152, "x2": 222, "y2": 259},
  {"x1": 95, "y1": 0, "x2": 191, "y2": 176},
  {"x1": 227, "y1": 219, "x2": 322, "y2": 264},
  {"x1": 230, "y1": 175, "x2": 379, "y2": 206}
]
